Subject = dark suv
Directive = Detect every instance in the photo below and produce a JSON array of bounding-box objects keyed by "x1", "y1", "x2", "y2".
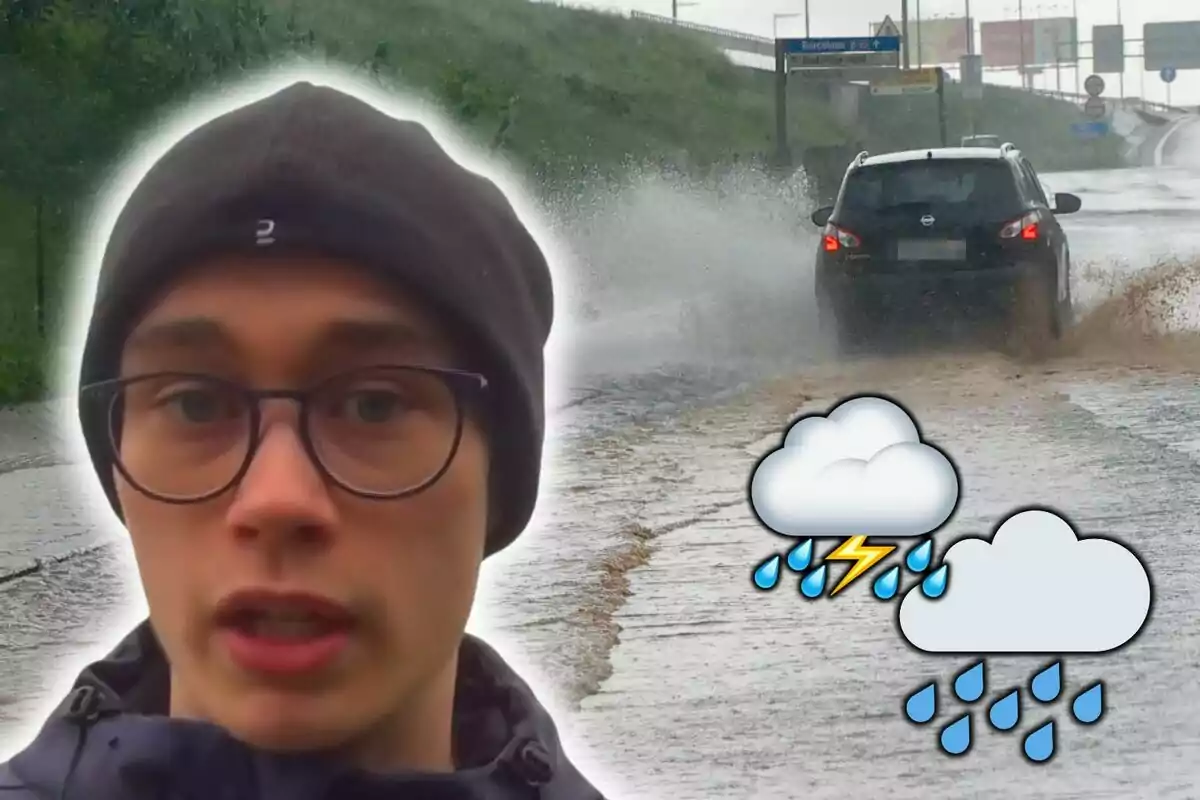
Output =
[{"x1": 811, "y1": 144, "x2": 1082, "y2": 353}]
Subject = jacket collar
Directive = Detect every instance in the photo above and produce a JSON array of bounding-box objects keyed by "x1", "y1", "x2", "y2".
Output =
[{"x1": 9, "y1": 621, "x2": 595, "y2": 799}]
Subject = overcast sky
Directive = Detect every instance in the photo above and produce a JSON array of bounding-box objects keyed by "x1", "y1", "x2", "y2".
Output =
[{"x1": 565, "y1": 0, "x2": 1198, "y2": 104}]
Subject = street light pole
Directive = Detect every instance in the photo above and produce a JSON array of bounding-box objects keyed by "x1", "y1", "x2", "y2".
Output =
[
  {"x1": 916, "y1": 0, "x2": 922, "y2": 67},
  {"x1": 1116, "y1": 0, "x2": 1124, "y2": 98},
  {"x1": 773, "y1": 12, "x2": 803, "y2": 40},
  {"x1": 1017, "y1": 0, "x2": 1027, "y2": 89},
  {"x1": 1072, "y1": 0, "x2": 1080, "y2": 96},
  {"x1": 805, "y1": 0, "x2": 810, "y2": 36},
  {"x1": 902, "y1": 0, "x2": 911, "y2": 68},
  {"x1": 965, "y1": 0, "x2": 972, "y2": 56},
  {"x1": 672, "y1": 1, "x2": 698, "y2": 20}
]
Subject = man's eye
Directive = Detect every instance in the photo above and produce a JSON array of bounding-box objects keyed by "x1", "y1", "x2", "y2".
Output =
[
  {"x1": 156, "y1": 388, "x2": 237, "y2": 423},
  {"x1": 342, "y1": 390, "x2": 406, "y2": 423}
]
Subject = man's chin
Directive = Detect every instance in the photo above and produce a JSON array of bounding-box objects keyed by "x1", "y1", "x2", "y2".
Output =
[{"x1": 213, "y1": 693, "x2": 362, "y2": 754}]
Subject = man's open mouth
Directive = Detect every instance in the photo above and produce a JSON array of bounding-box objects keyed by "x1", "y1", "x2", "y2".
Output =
[{"x1": 214, "y1": 590, "x2": 355, "y2": 640}]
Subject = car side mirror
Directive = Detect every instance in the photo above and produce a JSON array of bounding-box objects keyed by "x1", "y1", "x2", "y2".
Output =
[
  {"x1": 811, "y1": 206, "x2": 834, "y2": 227},
  {"x1": 1053, "y1": 192, "x2": 1081, "y2": 214}
]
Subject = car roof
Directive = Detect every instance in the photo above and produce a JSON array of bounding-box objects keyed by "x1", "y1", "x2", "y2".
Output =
[{"x1": 858, "y1": 146, "x2": 1016, "y2": 167}]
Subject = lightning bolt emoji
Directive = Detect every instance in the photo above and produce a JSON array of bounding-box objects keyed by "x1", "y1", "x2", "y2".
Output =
[{"x1": 824, "y1": 535, "x2": 896, "y2": 596}]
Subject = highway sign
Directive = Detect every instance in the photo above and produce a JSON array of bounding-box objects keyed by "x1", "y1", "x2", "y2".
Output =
[
  {"x1": 1144, "y1": 21, "x2": 1200, "y2": 71},
  {"x1": 787, "y1": 51, "x2": 900, "y2": 70},
  {"x1": 1084, "y1": 74, "x2": 1105, "y2": 97},
  {"x1": 1071, "y1": 121, "x2": 1109, "y2": 139},
  {"x1": 875, "y1": 15, "x2": 901, "y2": 38},
  {"x1": 1161, "y1": 66, "x2": 1178, "y2": 83},
  {"x1": 1092, "y1": 25, "x2": 1125, "y2": 73},
  {"x1": 1083, "y1": 97, "x2": 1107, "y2": 119},
  {"x1": 789, "y1": 66, "x2": 908, "y2": 81},
  {"x1": 781, "y1": 36, "x2": 902, "y2": 54},
  {"x1": 960, "y1": 54, "x2": 984, "y2": 100},
  {"x1": 871, "y1": 67, "x2": 941, "y2": 95}
]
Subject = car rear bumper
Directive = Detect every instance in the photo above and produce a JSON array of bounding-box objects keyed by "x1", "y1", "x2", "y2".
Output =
[{"x1": 818, "y1": 262, "x2": 1040, "y2": 313}]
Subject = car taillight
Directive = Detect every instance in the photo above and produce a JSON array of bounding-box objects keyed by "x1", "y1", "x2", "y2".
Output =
[
  {"x1": 1000, "y1": 211, "x2": 1040, "y2": 241},
  {"x1": 823, "y1": 223, "x2": 861, "y2": 251}
]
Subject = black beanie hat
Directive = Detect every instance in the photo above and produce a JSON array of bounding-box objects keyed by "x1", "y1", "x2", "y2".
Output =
[{"x1": 77, "y1": 80, "x2": 554, "y2": 557}]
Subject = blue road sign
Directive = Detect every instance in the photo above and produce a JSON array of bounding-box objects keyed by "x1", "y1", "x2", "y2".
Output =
[
  {"x1": 782, "y1": 36, "x2": 901, "y2": 55},
  {"x1": 1161, "y1": 66, "x2": 1177, "y2": 83},
  {"x1": 1071, "y1": 121, "x2": 1109, "y2": 139}
]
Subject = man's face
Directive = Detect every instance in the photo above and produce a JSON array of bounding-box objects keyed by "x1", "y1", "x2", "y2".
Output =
[{"x1": 113, "y1": 255, "x2": 489, "y2": 759}]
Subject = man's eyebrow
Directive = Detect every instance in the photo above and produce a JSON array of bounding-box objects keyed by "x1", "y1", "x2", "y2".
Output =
[
  {"x1": 315, "y1": 319, "x2": 437, "y2": 351},
  {"x1": 124, "y1": 316, "x2": 439, "y2": 354},
  {"x1": 125, "y1": 317, "x2": 232, "y2": 353}
]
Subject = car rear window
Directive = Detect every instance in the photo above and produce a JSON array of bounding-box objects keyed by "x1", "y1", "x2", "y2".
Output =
[{"x1": 840, "y1": 159, "x2": 1020, "y2": 212}]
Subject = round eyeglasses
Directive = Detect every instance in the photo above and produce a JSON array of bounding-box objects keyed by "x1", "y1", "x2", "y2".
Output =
[{"x1": 79, "y1": 366, "x2": 489, "y2": 503}]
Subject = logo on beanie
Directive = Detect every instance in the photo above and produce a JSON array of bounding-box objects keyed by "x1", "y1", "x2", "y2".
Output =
[{"x1": 255, "y1": 219, "x2": 277, "y2": 246}]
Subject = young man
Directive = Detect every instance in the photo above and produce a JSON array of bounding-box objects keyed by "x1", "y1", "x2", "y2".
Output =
[{"x1": 0, "y1": 80, "x2": 606, "y2": 798}]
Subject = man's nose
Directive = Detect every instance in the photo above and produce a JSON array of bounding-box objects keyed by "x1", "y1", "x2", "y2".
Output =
[{"x1": 224, "y1": 418, "x2": 339, "y2": 545}]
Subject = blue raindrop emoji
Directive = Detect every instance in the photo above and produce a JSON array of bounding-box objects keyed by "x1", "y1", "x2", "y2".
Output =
[
  {"x1": 1072, "y1": 682, "x2": 1104, "y2": 725},
  {"x1": 906, "y1": 539, "x2": 933, "y2": 572},
  {"x1": 1031, "y1": 661, "x2": 1062, "y2": 703},
  {"x1": 1023, "y1": 721, "x2": 1056, "y2": 763},
  {"x1": 939, "y1": 713, "x2": 972, "y2": 756},
  {"x1": 921, "y1": 564, "x2": 949, "y2": 598},
  {"x1": 786, "y1": 539, "x2": 813, "y2": 572},
  {"x1": 873, "y1": 566, "x2": 900, "y2": 600},
  {"x1": 904, "y1": 682, "x2": 937, "y2": 724},
  {"x1": 953, "y1": 661, "x2": 986, "y2": 703},
  {"x1": 799, "y1": 564, "x2": 827, "y2": 599},
  {"x1": 752, "y1": 555, "x2": 781, "y2": 590},
  {"x1": 988, "y1": 689, "x2": 1021, "y2": 731}
]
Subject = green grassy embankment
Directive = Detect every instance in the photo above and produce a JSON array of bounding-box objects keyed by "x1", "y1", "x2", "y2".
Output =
[{"x1": 1, "y1": 0, "x2": 1127, "y2": 403}]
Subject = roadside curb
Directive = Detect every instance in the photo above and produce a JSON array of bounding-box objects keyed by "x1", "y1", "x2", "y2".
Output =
[{"x1": 1154, "y1": 116, "x2": 1194, "y2": 166}]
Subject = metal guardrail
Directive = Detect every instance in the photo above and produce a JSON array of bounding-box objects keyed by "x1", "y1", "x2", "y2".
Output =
[
  {"x1": 628, "y1": 10, "x2": 775, "y2": 56},
  {"x1": 1026, "y1": 87, "x2": 1190, "y2": 116}
]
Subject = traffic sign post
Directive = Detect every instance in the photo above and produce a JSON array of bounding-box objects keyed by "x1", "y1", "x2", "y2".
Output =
[
  {"x1": 774, "y1": 33, "x2": 904, "y2": 166},
  {"x1": 1161, "y1": 67, "x2": 1176, "y2": 106},
  {"x1": 780, "y1": 35, "x2": 902, "y2": 77},
  {"x1": 875, "y1": 15, "x2": 901, "y2": 38},
  {"x1": 1071, "y1": 121, "x2": 1109, "y2": 139},
  {"x1": 1092, "y1": 25, "x2": 1125, "y2": 74},
  {"x1": 1143, "y1": 21, "x2": 1200, "y2": 71},
  {"x1": 960, "y1": 54, "x2": 984, "y2": 101},
  {"x1": 1083, "y1": 97, "x2": 1107, "y2": 120},
  {"x1": 870, "y1": 67, "x2": 940, "y2": 95}
]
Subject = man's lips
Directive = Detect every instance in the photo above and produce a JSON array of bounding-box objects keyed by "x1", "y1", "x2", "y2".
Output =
[
  {"x1": 213, "y1": 588, "x2": 355, "y2": 628},
  {"x1": 213, "y1": 588, "x2": 356, "y2": 677}
]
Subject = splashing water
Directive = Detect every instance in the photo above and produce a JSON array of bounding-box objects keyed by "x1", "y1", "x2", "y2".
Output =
[
  {"x1": 904, "y1": 682, "x2": 937, "y2": 724},
  {"x1": 799, "y1": 565, "x2": 828, "y2": 598},
  {"x1": 752, "y1": 555, "x2": 780, "y2": 590},
  {"x1": 786, "y1": 539, "x2": 813, "y2": 572},
  {"x1": 921, "y1": 564, "x2": 949, "y2": 598},
  {"x1": 989, "y1": 689, "x2": 1021, "y2": 731},
  {"x1": 1031, "y1": 661, "x2": 1062, "y2": 703},
  {"x1": 940, "y1": 714, "x2": 972, "y2": 755},
  {"x1": 953, "y1": 661, "x2": 986, "y2": 703},
  {"x1": 906, "y1": 539, "x2": 933, "y2": 572},
  {"x1": 1023, "y1": 720, "x2": 1056, "y2": 763},
  {"x1": 1072, "y1": 682, "x2": 1105, "y2": 724},
  {"x1": 873, "y1": 566, "x2": 900, "y2": 600}
]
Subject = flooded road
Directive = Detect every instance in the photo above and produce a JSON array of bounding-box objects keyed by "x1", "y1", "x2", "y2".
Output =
[{"x1": 0, "y1": 145, "x2": 1198, "y2": 799}]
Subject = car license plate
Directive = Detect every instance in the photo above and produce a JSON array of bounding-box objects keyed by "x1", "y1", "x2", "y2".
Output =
[{"x1": 897, "y1": 239, "x2": 966, "y2": 260}]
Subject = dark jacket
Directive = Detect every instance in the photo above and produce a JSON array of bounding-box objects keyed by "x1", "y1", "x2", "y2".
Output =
[{"x1": 0, "y1": 622, "x2": 605, "y2": 799}]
